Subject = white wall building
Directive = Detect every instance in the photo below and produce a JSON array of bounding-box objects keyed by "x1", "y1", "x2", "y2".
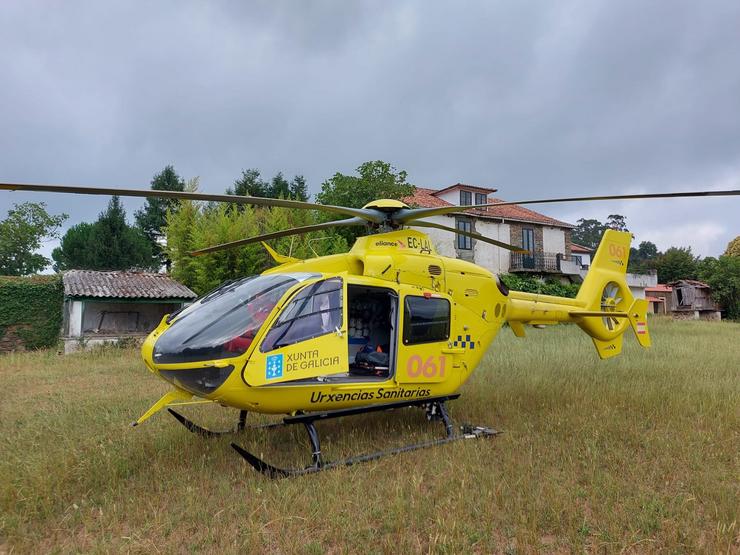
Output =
[
  {"x1": 406, "y1": 184, "x2": 574, "y2": 275},
  {"x1": 405, "y1": 184, "x2": 657, "y2": 295},
  {"x1": 62, "y1": 270, "x2": 196, "y2": 353}
]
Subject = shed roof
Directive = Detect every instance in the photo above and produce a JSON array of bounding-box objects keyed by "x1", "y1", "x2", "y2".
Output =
[
  {"x1": 405, "y1": 187, "x2": 573, "y2": 228},
  {"x1": 63, "y1": 270, "x2": 197, "y2": 300},
  {"x1": 669, "y1": 279, "x2": 711, "y2": 288}
]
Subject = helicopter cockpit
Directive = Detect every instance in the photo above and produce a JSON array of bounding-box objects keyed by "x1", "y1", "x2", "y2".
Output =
[
  {"x1": 150, "y1": 271, "x2": 399, "y2": 394},
  {"x1": 152, "y1": 272, "x2": 320, "y2": 365}
]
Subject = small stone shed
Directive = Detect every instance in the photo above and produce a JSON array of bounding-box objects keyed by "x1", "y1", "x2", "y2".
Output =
[
  {"x1": 645, "y1": 284, "x2": 672, "y2": 315},
  {"x1": 668, "y1": 279, "x2": 722, "y2": 321},
  {"x1": 62, "y1": 270, "x2": 197, "y2": 353}
]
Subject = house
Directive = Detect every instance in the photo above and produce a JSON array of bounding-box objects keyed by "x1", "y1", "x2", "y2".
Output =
[
  {"x1": 645, "y1": 284, "x2": 672, "y2": 315},
  {"x1": 668, "y1": 279, "x2": 722, "y2": 320},
  {"x1": 405, "y1": 184, "x2": 657, "y2": 298},
  {"x1": 405, "y1": 184, "x2": 574, "y2": 275},
  {"x1": 62, "y1": 270, "x2": 197, "y2": 353},
  {"x1": 570, "y1": 243, "x2": 593, "y2": 269}
]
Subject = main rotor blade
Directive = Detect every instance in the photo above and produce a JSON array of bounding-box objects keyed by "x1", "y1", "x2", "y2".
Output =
[
  {"x1": 0, "y1": 182, "x2": 383, "y2": 223},
  {"x1": 189, "y1": 217, "x2": 367, "y2": 256},
  {"x1": 394, "y1": 189, "x2": 740, "y2": 224},
  {"x1": 395, "y1": 202, "x2": 498, "y2": 223},
  {"x1": 411, "y1": 219, "x2": 527, "y2": 253},
  {"x1": 489, "y1": 189, "x2": 740, "y2": 208}
]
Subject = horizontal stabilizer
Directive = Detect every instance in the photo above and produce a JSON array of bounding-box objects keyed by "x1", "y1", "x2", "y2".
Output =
[{"x1": 571, "y1": 311, "x2": 629, "y2": 318}]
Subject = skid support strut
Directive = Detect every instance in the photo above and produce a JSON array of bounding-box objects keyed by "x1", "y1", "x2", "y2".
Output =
[{"x1": 230, "y1": 395, "x2": 498, "y2": 478}]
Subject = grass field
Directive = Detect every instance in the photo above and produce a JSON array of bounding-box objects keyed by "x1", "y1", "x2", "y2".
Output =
[{"x1": 1, "y1": 318, "x2": 738, "y2": 553}]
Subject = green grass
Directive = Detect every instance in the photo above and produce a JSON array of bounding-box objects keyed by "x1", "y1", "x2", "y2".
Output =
[{"x1": 1, "y1": 318, "x2": 738, "y2": 553}]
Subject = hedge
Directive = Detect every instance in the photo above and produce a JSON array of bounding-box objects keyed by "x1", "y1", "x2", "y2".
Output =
[
  {"x1": 0, "y1": 275, "x2": 64, "y2": 350},
  {"x1": 500, "y1": 273, "x2": 581, "y2": 298}
]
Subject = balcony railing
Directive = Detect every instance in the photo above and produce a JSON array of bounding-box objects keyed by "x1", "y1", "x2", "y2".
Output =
[{"x1": 509, "y1": 252, "x2": 560, "y2": 273}]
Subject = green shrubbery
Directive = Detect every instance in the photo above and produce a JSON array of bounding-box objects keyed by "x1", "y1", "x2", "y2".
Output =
[
  {"x1": 500, "y1": 273, "x2": 580, "y2": 298},
  {"x1": 0, "y1": 275, "x2": 63, "y2": 349}
]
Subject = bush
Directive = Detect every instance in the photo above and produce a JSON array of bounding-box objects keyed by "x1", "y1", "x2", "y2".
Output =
[{"x1": 499, "y1": 274, "x2": 580, "y2": 298}]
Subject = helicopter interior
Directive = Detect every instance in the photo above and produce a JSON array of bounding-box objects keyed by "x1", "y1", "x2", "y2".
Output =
[
  {"x1": 346, "y1": 285, "x2": 396, "y2": 379},
  {"x1": 259, "y1": 280, "x2": 398, "y2": 384}
]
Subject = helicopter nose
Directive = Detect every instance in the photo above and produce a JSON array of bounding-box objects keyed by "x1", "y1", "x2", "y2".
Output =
[{"x1": 158, "y1": 364, "x2": 235, "y2": 396}]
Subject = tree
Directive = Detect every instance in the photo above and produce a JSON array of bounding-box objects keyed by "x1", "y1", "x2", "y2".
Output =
[
  {"x1": 654, "y1": 246, "x2": 698, "y2": 283},
  {"x1": 636, "y1": 240, "x2": 659, "y2": 260},
  {"x1": 724, "y1": 236, "x2": 740, "y2": 257},
  {"x1": 165, "y1": 181, "x2": 347, "y2": 294},
  {"x1": 605, "y1": 214, "x2": 629, "y2": 232},
  {"x1": 571, "y1": 218, "x2": 606, "y2": 250},
  {"x1": 288, "y1": 175, "x2": 308, "y2": 202},
  {"x1": 316, "y1": 160, "x2": 415, "y2": 243},
  {"x1": 698, "y1": 255, "x2": 740, "y2": 320},
  {"x1": 0, "y1": 202, "x2": 67, "y2": 275},
  {"x1": 317, "y1": 160, "x2": 414, "y2": 208},
  {"x1": 628, "y1": 240, "x2": 660, "y2": 273},
  {"x1": 572, "y1": 214, "x2": 629, "y2": 250},
  {"x1": 52, "y1": 196, "x2": 156, "y2": 271},
  {"x1": 135, "y1": 165, "x2": 186, "y2": 268},
  {"x1": 227, "y1": 169, "x2": 309, "y2": 201},
  {"x1": 228, "y1": 169, "x2": 269, "y2": 197}
]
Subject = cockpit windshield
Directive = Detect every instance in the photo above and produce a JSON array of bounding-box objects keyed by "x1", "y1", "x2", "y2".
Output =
[{"x1": 153, "y1": 273, "x2": 319, "y2": 364}]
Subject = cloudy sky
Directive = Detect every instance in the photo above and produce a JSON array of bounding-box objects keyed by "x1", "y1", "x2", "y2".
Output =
[{"x1": 1, "y1": 0, "x2": 739, "y2": 260}]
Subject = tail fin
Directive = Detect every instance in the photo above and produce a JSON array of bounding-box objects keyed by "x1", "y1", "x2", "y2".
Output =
[{"x1": 575, "y1": 230, "x2": 651, "y2": 358}]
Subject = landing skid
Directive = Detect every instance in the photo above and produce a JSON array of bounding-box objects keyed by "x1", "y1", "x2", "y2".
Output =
[
  {"x1": 228, "y1": 395, "x2": 498, "y2": 478},
  {"x1": 168, "y1": 408, "x2": 284, "y2": 437}
]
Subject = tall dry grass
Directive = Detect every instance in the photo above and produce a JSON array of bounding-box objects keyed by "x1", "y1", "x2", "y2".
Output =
[{"x1": 0, "y1": 318, "x2": 738, "y2": 553}]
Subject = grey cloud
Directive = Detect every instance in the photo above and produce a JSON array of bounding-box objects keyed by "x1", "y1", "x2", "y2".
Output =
[{"x1": 1, "y1": 0, "x2": 738, "y2": 258}]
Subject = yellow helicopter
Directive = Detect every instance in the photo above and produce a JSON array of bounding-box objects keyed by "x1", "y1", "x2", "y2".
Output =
[{"x1": 2, "y1": 182, "x2": 737, "y2": 477}]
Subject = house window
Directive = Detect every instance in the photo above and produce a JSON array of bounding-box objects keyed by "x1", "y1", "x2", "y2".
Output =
[
  {"x1": 460, "y1": 190, "x2": 472, "y2": 206},
  {"x1": 456, "y1": 218, "x2": 472, "y2": 249},
  {"x1": 522, "y1": 228, "x2": 535, "y2": 252},
  {"x1": 403, "y1": 296, "x2": 450, "y2": 345},
  {"x1": 475, "y1": 192, "x2": 487, "y2": 205}
]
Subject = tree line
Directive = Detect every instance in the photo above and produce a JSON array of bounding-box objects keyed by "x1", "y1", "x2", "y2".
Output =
[
  {"x1": 0, "y1": 161, "x2": 413, "y2": 288},
  {"x1": 0, "y1": 165, "x2": 736, "y2": 317}
]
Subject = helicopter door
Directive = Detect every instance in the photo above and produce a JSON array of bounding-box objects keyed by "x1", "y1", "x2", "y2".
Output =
[
  {"x1": 396, "y1": 293, "x2": 452, "y2": 385},
  {"x1": 244, "y1": 277, "x2": 349, "y2": 386}
]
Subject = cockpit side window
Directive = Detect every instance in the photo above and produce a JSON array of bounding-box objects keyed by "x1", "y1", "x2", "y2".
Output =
[{"x1": 260, "y1": 278, "x2": 343, "y2": 352}]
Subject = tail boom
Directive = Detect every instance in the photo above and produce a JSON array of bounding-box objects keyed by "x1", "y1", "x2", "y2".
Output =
[{"x1": 504, "y1": 230, "x2": 651, "y2": 359}]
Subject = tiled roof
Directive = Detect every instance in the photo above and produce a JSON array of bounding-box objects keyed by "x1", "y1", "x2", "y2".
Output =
[
  {"x1": 405, "y1": 187, "x2": 573, "y2": 228},
  {"x1": 63, "y1": 270, "x2": 197, "y2": 299},
  {"x1": 571, "y1": 243, "x2": 593, "y2": 253},
  {"x1": 433, "y1": 183, "x2": 498, "y2": 195},
  {"x1": 645, "y1": 284, "x2": 672, "y2": 292}
]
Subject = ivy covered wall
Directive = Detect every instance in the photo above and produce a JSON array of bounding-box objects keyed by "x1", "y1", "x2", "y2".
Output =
[{"x1": 0, "y1": 275, "x2": 63, "y2": 351}]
